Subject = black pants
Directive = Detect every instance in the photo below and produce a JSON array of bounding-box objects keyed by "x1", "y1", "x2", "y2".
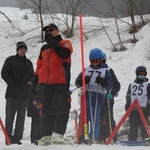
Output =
[
  {"x1": 30, "y1": 114, "x2": 40, "y2": 143},
  {"x1": 38, "y1": 84, "x2": 71, "y2": 137},
  {"x1": 128, "y1": 110, "x2": 148, "y2": 141},
  {"x1": 5, "y1": 97, "x2": 28, "y2": 143}
]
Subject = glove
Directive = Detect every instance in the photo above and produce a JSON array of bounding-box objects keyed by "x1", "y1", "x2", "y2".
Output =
[
  {"x1": 85, "y1": 76, "x2": 91, "y2": 84},
  {"x1": 125, "y1": 102, "x2": 130, "y2": 111},
  {"x1": 106, "y1": 93, "x2": 113, "y2": 100},
  {"x1": 147, "y1": 100, "x2": 150, "y2": 116},
  {"x1": 45, "y1": 33, "x2": 54, "y2": 43},
  {"x1": 27, "y1": 102, "x2": 32, "y2": 117},
  {"x1": 95, "y1": 76, "x2": 107, "y2": 87},
  {"x1": 148, "y1": 100, "x2": 150, "y2": 106}
]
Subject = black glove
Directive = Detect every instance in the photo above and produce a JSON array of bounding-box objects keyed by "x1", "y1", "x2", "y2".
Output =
[
  {"x1": 75, "y1": 79, "x2": 82, "y2": 88},
  {"x1": 95, "y1": 76, "x2": 107, "y2": 87},
  {"x1": 125, "y1": 102, "x2": 130, "y2": 111},
  {"x1": 30, "y1": 75, "x2": 38, "y2": 96},
  {"x1": 31, "y1": 74, "x2": 38, "y2": 86},
  {"x1": 147, "y1": 100, "x2": 150, "y2": 116},
  {"x1": 85, "y1": 76, "x2": 91, "y2": 84},
  {"x1": 45, "y1": 33, "x2": 54, "y2": 44},
  {"x1": 27, "y1": 98, "x2": 34, "y2": 117}
]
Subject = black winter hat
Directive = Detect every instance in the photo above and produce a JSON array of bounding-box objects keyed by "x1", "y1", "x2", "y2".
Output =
[
  {"x1": 135, "y1": 66, "x2": 147, "y2": 76},
  {"x1": 16, "y1": 41, "x2": 28, "y2": 52},
  {"x1": 43, "y1": 23, "x2": 58, "y2": 31}
]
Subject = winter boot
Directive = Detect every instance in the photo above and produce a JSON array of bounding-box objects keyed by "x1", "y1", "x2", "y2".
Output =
[
  {"x1": 37, "y1": 136, "x2": 51, "y2": 146},
  {"x1": 51, "y1": 132, "x2": 70, "y2": 144},
  {"x1": 51, "y1": 132, "x2": 64, "y2": 144}
]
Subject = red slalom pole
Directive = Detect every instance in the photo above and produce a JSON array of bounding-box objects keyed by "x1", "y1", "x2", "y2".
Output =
[
  {"x1": 105, "y1": 99, "x2": 150, "y2": 145},
  {"x1": 79, "y1": 13, "x2": 89, "y2": 141},
  {"x1": 105, "y1": 100, "x2": 137, "y2": 145},
  {"x1": 136, "y1": 101, "x2": 150, "y2": 137},
  {"x1": 0, "y1": 117, "x2": 11, "y2": 145}
]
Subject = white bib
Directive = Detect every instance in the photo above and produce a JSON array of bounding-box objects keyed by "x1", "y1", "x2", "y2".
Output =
[
  {"x1": 130, "y1": 82, "x2": 148, "y2": 107},
  {"x1": 85, "y1": 67, "x2": 107, "y2": 94}
]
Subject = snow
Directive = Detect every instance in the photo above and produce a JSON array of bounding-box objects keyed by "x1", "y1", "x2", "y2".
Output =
[{"x1": 0, "y1": 7, "x2": 150, "y2": 150}]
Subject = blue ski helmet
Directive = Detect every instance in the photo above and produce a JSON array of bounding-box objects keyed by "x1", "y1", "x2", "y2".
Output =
[
  {"x1": 89, "y1": 48, "x2": 103, "y2": 59},
  {"x1": 101, "y1": 52, "x2": 107, "y2": 61},
  {"x1": 135, "y1": 66, "x2": 147, "y2": 76}
]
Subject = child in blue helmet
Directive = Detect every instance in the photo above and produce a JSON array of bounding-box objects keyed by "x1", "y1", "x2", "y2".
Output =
[
  {"x1": 75, "y1": 48, "x2": 113, "y2": 144},
  {"x1": 100, "y1": 51, "x2": 121, "y2": 143}
]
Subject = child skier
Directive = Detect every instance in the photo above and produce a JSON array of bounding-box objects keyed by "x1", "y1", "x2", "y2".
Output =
[
  {"x1": 125, "y1": 66, "x2": 150, "y2": 141},
  {"x1": 100, "y1": 52, "x2": 121, "y2": 143},
  {"x1": 75, "y1": 48, "x2": 113, "y2": 144},
  {"x1": 27, "y1": 74, "x2": 41, "y2": 144}
]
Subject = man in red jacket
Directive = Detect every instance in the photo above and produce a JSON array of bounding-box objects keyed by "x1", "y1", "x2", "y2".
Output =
[{"x1": 34, "y1": 23, "x2": 73, "y2": 145}]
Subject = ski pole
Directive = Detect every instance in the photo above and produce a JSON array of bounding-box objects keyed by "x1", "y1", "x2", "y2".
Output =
[
  {"x1": 70, "y1": 110, "x2": 79, "y2": 144},
  {"x1": 92, "y1": 87, "x2": 99, "y2": 142},
  {"x1": 107, "y1": 99, "x2": 112, "y2": 134},
  {"x1": 88, "y1": 89, "x2": 95, "y2": 141}
]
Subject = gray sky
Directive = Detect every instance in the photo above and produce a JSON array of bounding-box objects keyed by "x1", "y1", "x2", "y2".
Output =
[{"x1": 0, "y1": 0, "x2": 19, "y2": 7}]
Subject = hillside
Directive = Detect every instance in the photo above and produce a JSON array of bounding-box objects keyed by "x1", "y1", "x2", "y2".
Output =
[{"x1": 0, "y1": 7, "x2": 150, "y2": 150}]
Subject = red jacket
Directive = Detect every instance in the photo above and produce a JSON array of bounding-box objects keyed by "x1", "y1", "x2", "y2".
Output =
[{"x1": 35, "y1": 35, "x2": 73, "y2": 85}]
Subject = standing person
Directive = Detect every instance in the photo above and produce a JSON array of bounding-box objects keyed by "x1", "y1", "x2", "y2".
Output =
[
  {"x1": 75, "y1": 48, "x2": 113, "y2": 144},
  {"x1": 1, "y1": 41, "x2": 34, "y2": 145},
  {"x1": 35, "y1": 23, "x2": 73, "y2": 145},
  {"x1": 125, "y1": 66, "x2": 150, "y2": 141},
  {"x1": 27, "y1": 74, "x2": 40, "y2": 145},
  {"x1": 100, "y1": 52, "x2": 121, "y2": 143}
]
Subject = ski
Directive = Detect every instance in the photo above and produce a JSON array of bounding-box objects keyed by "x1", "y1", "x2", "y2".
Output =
[
  {"x1": 145, "y1": 137, "x2": 150, "y2": 141},
  {"x1": 119, "y1": 140, "x2": 148, "y2": 146}
]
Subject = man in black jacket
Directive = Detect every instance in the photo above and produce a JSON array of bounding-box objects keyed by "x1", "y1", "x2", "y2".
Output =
[{"x1": 1, "y1": 41, "x2": 34, "y2": 145}]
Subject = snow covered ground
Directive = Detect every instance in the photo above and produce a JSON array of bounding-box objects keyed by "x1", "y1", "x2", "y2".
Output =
[{"x1": 0, "y1": 7, "x2": 150, "y2": 150}]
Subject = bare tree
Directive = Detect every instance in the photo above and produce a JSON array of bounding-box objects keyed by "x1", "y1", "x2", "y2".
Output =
[
  {"x1": 18, "y1": 0, "x2": 89, "y2": 39},
  {"x1": 17, "y1": 0, "x2": 49, "y2": 42},
  {"x1": 51, "y1": 0, "x2": 90, "y2": 38},
  {"x1": 89, "y1": 0, "x2": 125, "y2": 51},
  {"x1": 0, "y1": 11, "x2": 26, "y2": 35},
  {"x1": 108, "y1": 0, "x2": 125, "y2": 51}
]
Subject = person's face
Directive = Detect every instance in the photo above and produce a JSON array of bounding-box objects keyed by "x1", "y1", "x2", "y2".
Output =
[
  {"x1": 17, "y1": 47, "x2": 27, "y2": 57},
  {"x1": 90, "y1": 58, "x2": 101, "y2": 66},
  {"x1": 45, "y1": 28, "x2": 59, "y2": 37}
]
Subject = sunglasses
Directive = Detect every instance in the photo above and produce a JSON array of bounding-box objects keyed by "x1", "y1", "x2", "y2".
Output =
[{"x1": 45, "y1": 28, "x2": 56, "y2": 33}]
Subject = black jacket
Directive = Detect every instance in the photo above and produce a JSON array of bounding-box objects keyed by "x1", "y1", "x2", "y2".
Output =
[{"x1": 1, "y1": 54, "x2": 34, "y2": 99}]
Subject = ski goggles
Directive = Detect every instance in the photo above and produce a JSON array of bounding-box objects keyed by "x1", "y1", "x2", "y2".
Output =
[
  {"x1": 138, "y1": 71, "x2": 147, "y2": 76},
  {"x1": 90, "y1": 58, "x2": 101, "y2": 65}
]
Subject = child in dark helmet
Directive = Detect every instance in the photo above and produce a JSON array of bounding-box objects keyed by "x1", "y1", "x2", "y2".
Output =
[
  {"x1": 75, "y1": 48, "x2": 113, "y2": 144},
  {"x1": 125, "y1": 66, "x2": 150, "y2": 141},
  {"x1": 99, "y1": 52, "x2": 121, "y2": 143}
]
